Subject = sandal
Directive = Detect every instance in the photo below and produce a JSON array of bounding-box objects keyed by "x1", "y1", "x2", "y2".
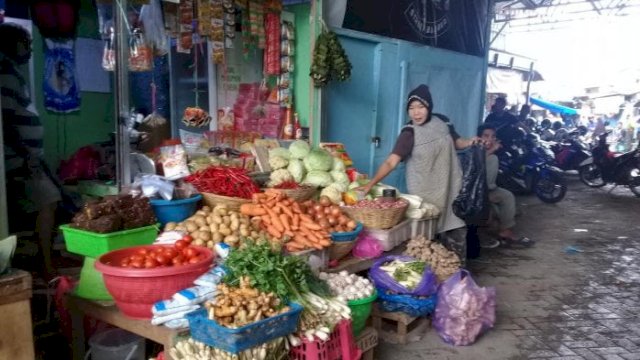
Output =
[{"x1": 499, "y1": 236, "x2": 535, "y2": 248}]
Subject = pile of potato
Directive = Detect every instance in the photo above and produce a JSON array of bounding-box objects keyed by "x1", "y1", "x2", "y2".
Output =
[
  {"x1": 404, "y1": 235, "x2": 461, "y2": 282},
  {"x1": 164, "y1": 205, "x2": 265, "y2": 248}
]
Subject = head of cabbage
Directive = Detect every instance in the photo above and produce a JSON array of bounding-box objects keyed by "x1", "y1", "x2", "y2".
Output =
[
  {"x1": 287, "y1": 159, "x2": 306, "y2": 183},
  {"x1": 303, "y1": 149, "x2": 333, "y2": 172},
  {"x1": 302, "y1": 171, "x2": 333, "y2": 188},
  {"x1": 288, "y1": 140, "x2": 310, "y2": 159}
]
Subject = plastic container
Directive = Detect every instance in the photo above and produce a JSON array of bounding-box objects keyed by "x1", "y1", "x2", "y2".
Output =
[
  {"x1": 410, "y1": 217, "x2": 437, "y2": 240},
  {"x1": 365, "y1": 218, "x2": 412, "y2": 251},
  {"x1": 150, "y1": 194, "x2": 202, "y2": 227},
  {"x1": 289, "y1": 319, "x2": 361, "y2": 360},
  {"x1": 88, "y1": 328, "x2": 145, "y2": 360},
  {"x1": 187, "y1": 303, "x2": 303, "y2": 353},
  {"x1": 348, "y1": 291, "x2": 378, "y2": 336},
  {"x1": 376, "y1": 289, "x2": 437, "y2": 317},
  {"x1": 95, "y1": 245, "x2": 213, "y2": 319},
  {"x1": 75, "y1": 257, "x2": 112, "y2": 301},
  {"x1": 331, "y1": 223, "x2": 363, "y2": 242},
  {"x1": 61, "y1": 224, "x2": 159, "y2": 258}
]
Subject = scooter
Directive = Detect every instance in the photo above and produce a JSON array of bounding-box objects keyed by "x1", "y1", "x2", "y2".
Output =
[
  {"x1": 578, "y1": 132, "x2": 640, "y2": 196},
  {"x1": 497, "y1": 133, "x2": 568, "y2": 203},
  {"x1": 551, "y1": 130, "x2": 592, "y2": 172}
]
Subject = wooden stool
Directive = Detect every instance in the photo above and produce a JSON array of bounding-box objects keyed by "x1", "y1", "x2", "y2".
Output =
[
  {"x1": 371, "y1": 305, "x2": 430, "y2": 345},
  {"x1": 356, "y1": 327, "x2": 378, "y2": 360}
]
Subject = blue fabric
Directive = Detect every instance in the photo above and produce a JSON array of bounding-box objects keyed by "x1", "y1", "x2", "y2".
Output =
[
  {"x1": 530, "y1": 97, "x2": 578, "y2": 116},
  {"x1": 43, "y1": 39, "x2": 80, "y2": 113}
]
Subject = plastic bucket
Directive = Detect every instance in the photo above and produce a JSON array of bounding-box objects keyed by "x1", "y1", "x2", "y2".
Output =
[
  {"x1": 75, "y1": 257, "x2": 112, "y2": 301},
  {"x1": 88, "y1": 328, "x2": 145, "y2": 360},
  {"x1": 150, "y1": 194, "x2": 202, "y2": 227},
  {"x1": 347, "y1": 291, "x2": 378, "y2": 336}
]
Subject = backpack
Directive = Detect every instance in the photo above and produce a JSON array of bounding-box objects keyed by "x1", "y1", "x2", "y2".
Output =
[{"x1": 31, "y1": 0, "x2": 80, "y2": 39}]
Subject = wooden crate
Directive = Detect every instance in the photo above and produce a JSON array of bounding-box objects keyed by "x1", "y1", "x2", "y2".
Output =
[
  {"x1": 356, "y1": 327, "x2": 378, "y2": 360},
  {"x1": 371, "y1": 305, "x2": 430, "y2": 345}
]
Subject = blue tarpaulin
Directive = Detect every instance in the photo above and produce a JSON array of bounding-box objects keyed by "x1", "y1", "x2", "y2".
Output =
[{"x1": 530, "y1": 97, "x2": 578, "y2": 116}]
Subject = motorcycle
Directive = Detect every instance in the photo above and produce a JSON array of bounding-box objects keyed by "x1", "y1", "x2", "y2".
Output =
[
  {"x1": 551, "y1": 130, "x2": 592, "y2": 172},
  {"x1": 497, "y1": 133, "x2": 568, "y2": 203},
  {"x1": 578, "y1": 132, "x2": 640, "y2": 196}
]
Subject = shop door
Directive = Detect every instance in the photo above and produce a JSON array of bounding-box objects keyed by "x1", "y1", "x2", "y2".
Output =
[{"x1": 323, "y1": 34, "x2": 400, "y2": 178}]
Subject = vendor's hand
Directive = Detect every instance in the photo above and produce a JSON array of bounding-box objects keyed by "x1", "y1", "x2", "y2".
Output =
[
  {"x1": 469, "y1": 136, "x2": 483, "y2": 146},
  {"x1": 355, "y1": 184, "x2": 373, "y2": 197}
]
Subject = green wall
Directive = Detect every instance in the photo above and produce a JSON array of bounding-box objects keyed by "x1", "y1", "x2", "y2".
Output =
[
  {"x1": 289, "y1": 3, "x2": 312, "y2": 128},
  {"x1": 34, "y1": 0, "x2": 115, "y2": 169}
]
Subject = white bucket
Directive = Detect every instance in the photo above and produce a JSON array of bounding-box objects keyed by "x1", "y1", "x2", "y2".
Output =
[{"x1": 87, "y1": 329, "x2": 145, "y2": 360}]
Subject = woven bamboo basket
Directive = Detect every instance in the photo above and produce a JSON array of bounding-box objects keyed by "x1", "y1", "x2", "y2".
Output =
[
  {"x1": 341, "y1": 201, "x2": 409, "y2": 230},
  {"x1": 268, "y1": 186, "x2": 317, "y2": 202},
  {"x1": 201, "y1": 192, "x2": 251, "y2": 211},
  {"x1": 329, "y1": 239, "x2": 356, "y2": 261}
]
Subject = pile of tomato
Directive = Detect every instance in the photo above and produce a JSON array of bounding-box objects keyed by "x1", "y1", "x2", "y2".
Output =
[{"x1": 119, "y1": 235, "x2": 206, "y2": 268}]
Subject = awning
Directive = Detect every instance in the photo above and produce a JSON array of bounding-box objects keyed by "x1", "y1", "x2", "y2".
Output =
[{"x1": 530, "y1": 97, "x2": 578, "y2": 116}]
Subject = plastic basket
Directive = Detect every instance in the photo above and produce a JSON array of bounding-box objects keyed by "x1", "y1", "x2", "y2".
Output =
[
  {"x1": 348, "y1": 291, "x2": 378, "y2": 336},
  {"x1": 365, "y1": 219, "x2": 412, "y2": 251},
  {"x1": 410, "y1": 217, "x2": 437, "y2": 240},
  {"x1": 289, "y1": 319, "x2": 362, "y2": 360},
  {"x1": 150, "y1": 194, "x2": 202, "y2": 227},
  {"x1": 61, "y1": 224, "x2": 159, "y2": 258},
  {"x1": 187, "y1": 303, "x2": 303, "y2": 354},
  {"x1": 376, "y1": 289, "x2": 437, "y2": 317},
  {"x1": 331, "y1": 223, "x2": 363, "y2": 242},
  {"x1": 95, "y1": 245, "x2": 213, "y2": 319}
]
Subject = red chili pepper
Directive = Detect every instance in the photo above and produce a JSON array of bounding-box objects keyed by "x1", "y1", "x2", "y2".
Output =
[
  {"x1": 273, "y1": 180, "x2": 300, "y2": 189},
  {"x1": 185, "y1": 166, "x2": 260, "y2": 199}
]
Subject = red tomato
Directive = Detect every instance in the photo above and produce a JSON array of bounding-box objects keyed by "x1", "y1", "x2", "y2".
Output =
[
  {"x1": 188, "y1": 256, "x2": 201, "y2": 264},
  {"x1": 175, "y1": 240, "x2": 188, "y2": 250},
  {"x1": 137, "y1": 249, "x2": 149, "y2": 256},
  {"x1": 144, "y1": 259, "x2": 159, "y2": 268},
  {"x1": 130, "y1": 255, "x2": 144, "y2": 262},
  {"x1": 164, "y1": 248, "x2": 178, "y2": 258},
  {"x1": 120, "y1": 259, "x2": 130, "y2": 267},
  {"x1": 153, "y1": 247, "x2": 165, "y2": 254},
  {"x1": 182, "y1": 235, "x2": 194, "y2": 244},
  {"x1": 155, "y1": 254, "x2": 169, "y2": 266},
  {"x1": 183, "y1": 247, "x2": 199, "y2": 259},
  {"x1": 172, "y1": 255, "x2": 185, "y2": 265},
  {"x1": 130, "y1": 260, "x2": 144, "y2": 268}
]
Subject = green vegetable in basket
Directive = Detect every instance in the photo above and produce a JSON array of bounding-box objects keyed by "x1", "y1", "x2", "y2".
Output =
[{"x1": 380, "y1": 259, "x2": 426, "y2": 291}]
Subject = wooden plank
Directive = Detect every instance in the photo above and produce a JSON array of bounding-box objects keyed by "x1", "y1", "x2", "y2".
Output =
[
  {"x1": 67, "y1": 295, "x2": 188, "y2": 360},
  {"x1": 0, "y1": 300, "x2": 35, "y2": 360},
  {"x1": 0, "y1": 270, "x2": 31, "y2": 298},
  {"x1": 326, "y1": 243, "x2": 406, "y2": 274}
]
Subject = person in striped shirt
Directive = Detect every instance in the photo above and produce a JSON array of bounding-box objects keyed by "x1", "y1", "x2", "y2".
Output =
[{"x1": 1, "y1": 22, "x2": 61, "y2": 277}]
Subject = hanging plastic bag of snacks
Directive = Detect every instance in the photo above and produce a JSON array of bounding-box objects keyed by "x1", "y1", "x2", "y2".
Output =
[
  {"x1": 129, "y1": 28, "x2": 153, "y2": 72},
  {"x1": 102, "y1": 27, "x2": 115, "y2": 71}
]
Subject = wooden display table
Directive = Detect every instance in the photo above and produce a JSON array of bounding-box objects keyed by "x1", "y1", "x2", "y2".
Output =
[
  {"x1": 0, "y1": 270, "x2": 35, "y2": 360},
  {"x1": 67, "y1": 295, "x2": 189, "y2": 360}
]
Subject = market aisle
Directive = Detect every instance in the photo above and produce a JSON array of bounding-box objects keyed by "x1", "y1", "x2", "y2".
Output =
[{"x1": 377, "y1": 178, "x2": 640, "y2": 360}]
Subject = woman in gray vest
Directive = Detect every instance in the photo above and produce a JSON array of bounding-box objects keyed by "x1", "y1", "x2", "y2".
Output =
[{"x1": 359, "y1": 85, "x2": 479, "y2": 263}]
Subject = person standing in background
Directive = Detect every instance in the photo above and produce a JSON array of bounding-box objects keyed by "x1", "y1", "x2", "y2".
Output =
[{"x1": 1, "y1": 23, "x2": 61, "y2": 278}]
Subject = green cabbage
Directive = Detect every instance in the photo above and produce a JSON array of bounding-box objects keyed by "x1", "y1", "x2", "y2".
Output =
[
  {"x1": 269, "y1": 156, "x2": 289, "y2": 170},
  {"x1": 288, "y1": 140, "x2": 311, "y2": 159},
  {"x1": 303, "y1": 149, "x2": 333, "y2": 172},
  {"x1": 332, "y1": 157, "x2": 346, "y2": 172},
  {"x1": 320, "y1": 186, "x2": 342, "y2": 204},
  {"x1": 302, "y1": 171, "x2": 333, "y2": 188},
  {"x1": 287, "y1": 159, "x2": 306, "y2": 183},
  {"x1": 330, "y1": 171, "x2": 350, "y2": 187},
  {"x1": 328, "y1": 182, "x2": 347, "y2": 193},
  {"x1": 269, "y1": 147, "x2": 290, "y2": 160},
  {"x1": 268, "y1": 169, "x2": 293, "y2": 187}
]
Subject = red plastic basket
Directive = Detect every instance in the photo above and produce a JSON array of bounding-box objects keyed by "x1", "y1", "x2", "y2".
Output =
[
  {"x1": 290, "y1": 320, "x2": 362, "y2": 360},
  {"x1": 95, "y1": 245, "x2": 213, "y2": 319}
]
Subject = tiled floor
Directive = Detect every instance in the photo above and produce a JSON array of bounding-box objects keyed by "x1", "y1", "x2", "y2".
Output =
[{"x1": 378, "y1": 178, "x2": 640, "y2": 359}]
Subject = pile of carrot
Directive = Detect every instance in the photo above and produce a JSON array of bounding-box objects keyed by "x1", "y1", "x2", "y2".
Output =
[{"x1": 240, "y1": 189, "x2": 332, "y2": 252}]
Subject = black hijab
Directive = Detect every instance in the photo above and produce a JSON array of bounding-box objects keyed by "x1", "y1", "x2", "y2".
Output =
[{"x1": 406, "y1": 84, "x2": 434, "y2": 124}]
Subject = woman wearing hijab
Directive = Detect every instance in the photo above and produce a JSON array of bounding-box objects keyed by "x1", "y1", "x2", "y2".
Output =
[{"x1": 359, "y1": 85, "x2": 480, "y2": 263}]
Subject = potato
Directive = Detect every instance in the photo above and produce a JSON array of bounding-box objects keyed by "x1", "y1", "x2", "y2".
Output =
[
  {"x1": 212, "y1": 232, "x2": 223, "y2": 243},
  {"x1": 193, "y1": 239, "x2": 205, "y2": 246},
  {"x1": 250, "y1": 231, "x2": 259, "y2": 238},
  {"x1": 175, "y1": 225, "x2": 186, "y2": 232},
  {"x1": 191, "y1": 230, "x2": 202, "y2": 239},
  {"x1": 199, "y1": 226, "x2": 209, "y2": 232},
  {"x1": 219, "y1": 227, "x2": 232, "y2": 236},
  {"x1": 201, "y1": 206, "x2": 211, "y2": 213},
  {"x1": 209, "y1": 223, "x2": 219, "y2": 233},
  {"x1": 199, "y1": 231, "x2": 212, "y2": 241},
  {"x1": 165, "y1": 222, "x2": 178, "y2": 231},
  {"x1": 230, "y1": 220, "x2": 240, "y2": 231},
  {"x1": 217, "y1": 207, "x2": 228, "y2": 216},
  {"x1": 185, "y1": 222, "x2": 198, "y2": 233},
  {"x1": 240, "y1": 228, "x2": 250, "y2": 237},
  {"x1": 206, "y1": 240, "x2": 214, "y2": 248},
  {"x1": 212, "y1": 215, "x2": 223, "y2": 225},
  {"x1": 193, "y1": 216, "x2": 207, "y2": 227},
  {"x1": 196, "y1": 210, "x2": 208, "y2": 217},
  {"x1": 224, "y1": 235, "x2": 239, "y2": 246},
  {"x1": 223, "y1": 216, "x2": 231, "y2": 225}
]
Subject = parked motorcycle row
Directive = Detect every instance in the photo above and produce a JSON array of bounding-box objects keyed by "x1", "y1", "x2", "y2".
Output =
[{"x1": 495, "y1": 123, "x2": 640, "y2": 202}]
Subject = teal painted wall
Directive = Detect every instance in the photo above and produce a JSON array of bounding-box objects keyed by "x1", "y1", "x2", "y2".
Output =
[
  {"x1": 34, "y1": 0, "x2": 115, "y2": 169},
  {"x1": 288, "y1": 3, "x2": 312, "y2": 128}
]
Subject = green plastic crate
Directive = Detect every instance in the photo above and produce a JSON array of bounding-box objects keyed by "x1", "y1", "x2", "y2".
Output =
[
  {"x1": 348, "y1": 291, "x2": 378, "y2": 336},
  {"x1": 74, "y1": 257, "x2": 112, "y2": 300},
  {"x1": 60, "y1": 224, "x2": 159, "y2": 258}
]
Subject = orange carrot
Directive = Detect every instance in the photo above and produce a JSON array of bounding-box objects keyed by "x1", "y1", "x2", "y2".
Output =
[
  {"x1": 278, "y1": 204, "x2": 294, "y2": 218},
  {"x1": 240, "y1": 203, "x2": 266, "y2": 216},
  {"x1": 319, "y1": 238, "x2": 331, "y2": 247},
  {"x1": 299, "y1": 214, "x2": 314, "y2": 223},
  {"x1": 292, "y1": 202, "x2": 302, "y2": 214},
  {"x1": 291, "y1": 214, "x2": 300, "y2": 231},
  {"x1": 279, "y1": 214, "x2": 291, "y2": 232},
  {"x1": 266, "y1": 208, "x2": 284, "y2": 233},
  {"x1": 261, "y1": 215, "x2": 272, "y2": 226},
  {"x1": 266, "y1": 225, "x2": 282, "y2": 239},
  {"x1": 301, "y1": 221, "x2": 322, "y2": 231}
]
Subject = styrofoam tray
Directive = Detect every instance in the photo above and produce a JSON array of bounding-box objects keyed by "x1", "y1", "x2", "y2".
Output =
[{"x1": 365, "y1": 219, "x2": 413, "y2": 251}]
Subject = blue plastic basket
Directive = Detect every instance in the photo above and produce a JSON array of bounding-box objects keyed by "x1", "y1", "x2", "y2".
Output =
[
  {"x1": 376, "y1": 288, "x2": 437, "y2": 317},
  {"x1": 150, "y1": 194, "x2": 202, "y2": 227},
  {"x1": 331, "y1": 223, "x2": 363, "y2": 242},
  {"x1": 186, "y1": 303, "x2": 303, "y2": 353}
]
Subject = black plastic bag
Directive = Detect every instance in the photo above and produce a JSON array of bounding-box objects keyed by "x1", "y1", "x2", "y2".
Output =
[{"x1": 453, "y1": 145, "x2": 489, "y2": 222}]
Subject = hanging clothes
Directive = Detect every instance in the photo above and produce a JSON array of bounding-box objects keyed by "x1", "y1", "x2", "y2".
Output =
[{"x1": 43, "y1": 39, "x2": 80, "y2": 113}]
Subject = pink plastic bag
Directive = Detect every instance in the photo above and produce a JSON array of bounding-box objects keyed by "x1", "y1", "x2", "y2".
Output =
[{"x1": 352, "y1": 234, "x2": 383, "y2": 259}]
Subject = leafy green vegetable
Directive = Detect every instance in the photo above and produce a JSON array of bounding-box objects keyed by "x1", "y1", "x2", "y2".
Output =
[
  {"x1": 223, "y1": 242, "x2": 329, "y2": 302},
  {"x1": 406, "y1": 261, "x2": 426, "y2": 275}
]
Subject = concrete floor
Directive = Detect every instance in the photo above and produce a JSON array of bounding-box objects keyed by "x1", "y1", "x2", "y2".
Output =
[{"x1": 377, "y1": 178, "x2": 640, "y2": 360}]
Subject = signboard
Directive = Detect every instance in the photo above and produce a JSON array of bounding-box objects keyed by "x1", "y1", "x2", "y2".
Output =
[{"x1": 343, "y1": 0, "x2": 490, "y2": 57}]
